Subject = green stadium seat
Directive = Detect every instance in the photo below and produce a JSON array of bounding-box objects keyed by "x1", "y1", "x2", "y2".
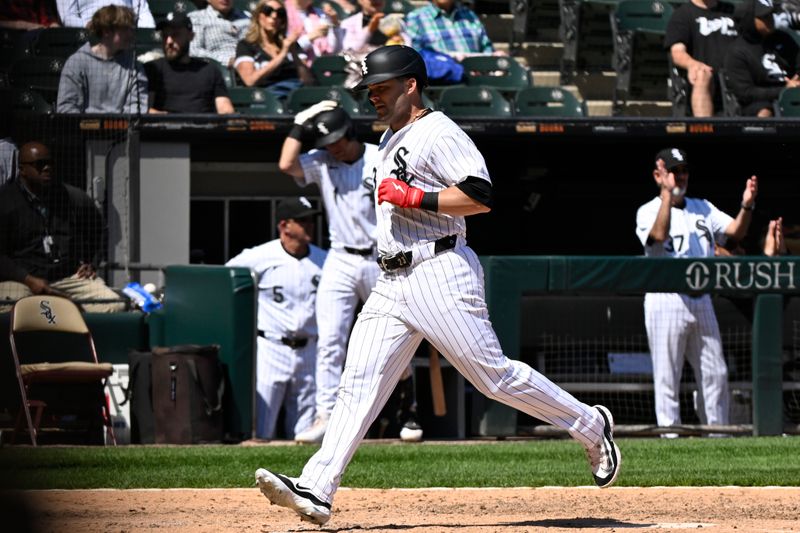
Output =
[
  {"x1": 610, "y1": 0, "x2": 674, "y2": 114},
  {"x1": 227, "y1": 87, "x2": 285, "y2": 115},
  {"x1": 134, "y1": 28, "x2": 163, "y2": 57},
  {"x1": 775, "y1": 87, "x2": 800, "y2": 117},
  {"x1": 437, "y1": 86, "x2": 512, "y2": 117},
  {"x1": 233, "y1": 0, "x2": 257, "y2": 13},
  {"x1": 311, "y1": 55, "x2": 349, "y2": 86},
  {"x1": 0, "y1": 29, "x2": 31, "y2": 71},
  {"x1": 208, "y1": 58, "x2": 236, "y2": 87},
  {"x1": 461, "y1": 56, "x2": 532, "y2": 91},
  {"x1": 148, "y1": 0, "x2": 197, "y2": 23},
  {"x1": 514, "y1": 86, "x2": 585, "y2": 117},
  {"x1": 285, "y1": 86, "x2": 362, "y2": 115},
  {"x1": 9, "y1": 56, "x2": 66, "y2": 105},
  {"x1": 34, "y1": 27, "x2": 91, "y2": 58},
  {"x1": 718, "y1": 68, "x2": 741, "y2": 117}
]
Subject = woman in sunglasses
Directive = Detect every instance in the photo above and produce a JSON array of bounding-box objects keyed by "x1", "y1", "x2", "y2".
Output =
[{"x1": 235, "y1": 0, "x2": 312, "y2": 96}]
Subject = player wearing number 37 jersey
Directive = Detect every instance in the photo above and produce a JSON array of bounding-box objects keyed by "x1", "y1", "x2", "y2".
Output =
[
  {"x1": 254, "y1": 45, "x2": 622, "y2": 526},
  {"x1": 636, "y1": 148, "x2": 757, "y2": 435}
]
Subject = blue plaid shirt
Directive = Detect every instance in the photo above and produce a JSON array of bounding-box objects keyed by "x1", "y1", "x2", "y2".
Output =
[{"x1": 406, "y1": 3, "x2": 493, "y2": 55}]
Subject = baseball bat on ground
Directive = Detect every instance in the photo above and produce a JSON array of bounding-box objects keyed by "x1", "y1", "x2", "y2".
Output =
[{"x1": 428, "y1": 343, "x2": 447, "y2": 417}]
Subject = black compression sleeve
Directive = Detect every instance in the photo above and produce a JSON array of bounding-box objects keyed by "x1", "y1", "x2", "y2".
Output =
[{"x1": 456, "y1": 176, "x2": 493, "y2": 208}]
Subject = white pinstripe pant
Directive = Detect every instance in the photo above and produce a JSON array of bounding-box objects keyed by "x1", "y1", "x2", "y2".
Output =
[
  {"x1": 298, "y1": 242, "x2": 605, "y2": 503},
  {"x1": 315, "y1": 249, "x2": 380, "y2": 416},
  {"x1": 644, "y1": 293, "x2": 730, "y2": 428},
  {"x1": 255, "y1": 336, "x2": 317, "y2": 440}
]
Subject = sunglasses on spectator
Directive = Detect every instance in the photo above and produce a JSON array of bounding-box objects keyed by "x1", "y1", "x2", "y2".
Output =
[
  {"x1": 261, "y1": 5, "x2": 287, "y2": 18},
  {"x1": 21, "y1": 158, "x2": 53, "y2": 171}
]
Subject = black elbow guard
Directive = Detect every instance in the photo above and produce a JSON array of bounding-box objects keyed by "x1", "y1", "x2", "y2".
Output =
[{"x1": 456, "y1": 176, "x2": 493, "y2": 208}]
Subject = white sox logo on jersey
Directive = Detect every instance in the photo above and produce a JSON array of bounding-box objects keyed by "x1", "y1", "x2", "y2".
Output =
[
  {"x1": 685, "y1": 260, "x2": 796, "y2": 290},
  {"x1": 389, "y1": 147, "x2": 413, "y2": 184}
]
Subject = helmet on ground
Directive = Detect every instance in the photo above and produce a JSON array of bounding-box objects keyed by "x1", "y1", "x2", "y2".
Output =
[
  {"x1": 353, "y1": 45, "x2": 428, "y2": 90},
  {"x1": 312, "y1": 107, "x2": 355, "y2": 148}
]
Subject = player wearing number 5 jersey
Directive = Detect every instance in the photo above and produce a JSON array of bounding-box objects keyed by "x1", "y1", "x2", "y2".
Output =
[
  {"x1": 636, "y1": 148, "x2": 758, "y2": 436},
  {"x1": 226, "y1": 197, "x2": 327, "y2": 440},
  {"x1": 255, "y1": 45, "x2": 621, "y2": 526}
]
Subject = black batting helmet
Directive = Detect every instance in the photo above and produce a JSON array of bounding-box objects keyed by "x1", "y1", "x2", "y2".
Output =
[
  {"x1": 311, "y1": 107, "x2": 355, "y2": 149},
  {"x1": 353, "y1": 45, "x2": 428, "y2": 90}
]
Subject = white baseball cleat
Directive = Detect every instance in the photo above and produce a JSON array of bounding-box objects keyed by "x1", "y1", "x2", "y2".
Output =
[
  {"x1": 585, "y1": 405, "x2": 622, "y2": 488},
  {"x1": 255, "y1": 468, "x2": 331, "y2": 525},
  {"x1": 399, "y1": 419, "x2": 423, "y2": 442},
  {"x1": 294, "y1": 415, "x2": 329, "y2": 444}
]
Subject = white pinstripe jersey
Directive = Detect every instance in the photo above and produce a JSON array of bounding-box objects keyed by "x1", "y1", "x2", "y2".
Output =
[
  {"x1": 636, "y1": 196, "x2": 733, "y2": 258},
  {"x1": 374, "y1": 111, "x2": 490, "y2": 254},
  {"x1": 298, "y1": 144, "x2": 379, "y2": 250},
  {"x1": 226, "y1": 240, "x2": 327, "y2": 337}
]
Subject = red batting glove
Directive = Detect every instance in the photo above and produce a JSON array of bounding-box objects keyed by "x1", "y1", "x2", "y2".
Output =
[{"x1": 377, "y1": 178, "x2": 424, "y2": 208}]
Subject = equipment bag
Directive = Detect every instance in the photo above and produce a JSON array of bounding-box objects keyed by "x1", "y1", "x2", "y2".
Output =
[
  {"x1": 127, "y1": 350, "x2": 155, "y2": 444},
  {"x1": 151, "y1": 344, "x2": 225, "y2": 444}
]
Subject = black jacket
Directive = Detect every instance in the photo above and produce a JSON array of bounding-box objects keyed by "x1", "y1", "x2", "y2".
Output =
[
  {"x1": 724, "y1": 1, "x2": 800, "y2": 110},
  {"x1": 0, "y1": 179, "x2": 104, "y2": 283}
]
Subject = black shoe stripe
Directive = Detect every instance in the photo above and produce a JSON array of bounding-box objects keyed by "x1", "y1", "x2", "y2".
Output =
[
  {"x1": 594, "y1": 408, "x2": 618, "y2": 483},
  {"x1": 275, "y1": 473, "x2": 331, "y2": 510}
]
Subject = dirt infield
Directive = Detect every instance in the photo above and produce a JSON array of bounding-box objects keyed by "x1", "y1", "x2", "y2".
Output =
[{"x1": 13, "y1": 487, "x2": 800, "y2": 532}]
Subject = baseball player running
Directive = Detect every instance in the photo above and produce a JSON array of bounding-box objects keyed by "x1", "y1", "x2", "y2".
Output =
[
  {"x1": 226, "y1": 197, "x2": 327, "y2": 440},
  {"x1": 637, "y1": 148, "x2": 757, "y2": 436},
  {"x1": 255, "y1": 45, "x2": 621, "y2": 525},
  {"x1": 278, "y1": 101, "x2": 422, "y2": 443}
]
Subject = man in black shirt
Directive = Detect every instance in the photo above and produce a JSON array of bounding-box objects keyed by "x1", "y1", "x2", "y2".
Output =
[
  {"x1": 0, "y1": 142, "x2": 123, "y2": 312},
  {"x1": 665, "y1": 0, "x2": 738, "y2": 116},
  {"x1": 145, "y1": 12, "x2": 235, "y2": 114},
  {"x1": 724, "y1": 0, "x2": 800, "y2": 116}
]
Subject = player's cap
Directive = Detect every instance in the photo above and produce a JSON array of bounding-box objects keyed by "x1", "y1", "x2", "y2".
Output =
[
  {"x1": 655, "y1": 148, "x2": 689, "y2": 170},
  {"x1": 353, "y1": 45, "x2": 428, "y2": 90},
  {"x1": 312, "y1": 107, "x2": 355, "y2": 149},
  {"x1": 276, "y1": 197, "x2": 319, "y2": 221},
  {"x1": 754, "y1": 0, "x2": 775, "y2": 19},
  {"x1": 157, "y1": 12, "x2": 193, "y2": 31}
]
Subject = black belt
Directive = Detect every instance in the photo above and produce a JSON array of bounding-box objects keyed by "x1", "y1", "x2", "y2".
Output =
[
  {"x1": 343, "y1": 246, "x2": 373, "y2": 256},
  {"x1": 377, "y1": 235, "x2": 457, "y2": 272},
  {"x1": 258, "y1": 330, "x2": 309, "y2": 349}
]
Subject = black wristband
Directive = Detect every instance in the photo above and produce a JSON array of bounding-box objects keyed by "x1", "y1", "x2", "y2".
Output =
[
  {"x1": 419, "y1": 192, "x2": 439, "y2": 211},
  {"x1": 741, "y1": 202, "x2": 755, "y2": 211},
  {"x1": 288, "y1": 124, "x2": 305, "y2": 140}
]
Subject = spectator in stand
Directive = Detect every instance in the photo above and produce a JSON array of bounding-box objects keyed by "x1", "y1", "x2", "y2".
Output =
[
  {"x1": 189, "y1": 0, "x2": 251, "y2": 67},
  {"x1": 665, "y1": 0, "x2": 739, "y2": 117},
  {"x1": 0, "y1": 141, "x2": 123, "y2": 313},
  {"x1": 724, "y1": 0, "x2": 800, "y2": 117},
  {"x1": 0, "y1": 0, "x2": 61, "y2": 30},
  {"x1": 763, "y1": 216, "x2": 788, "y2": 256},
  {"x1": 234, "y1": 0, "x2": 314, "y2": 96},
  {"x1": 55, "y1": 0, "x2": 155, "y2": 28},
  {"x1": 405, "y1": 0, "x2": 503, "y2": 62},
  {"x1": 145, "y1": 12, "x2": 234, "y2": 113},
  {"x1": 285, "y1": 0, "x2": 344, "y2": 66},
  {"x1": 56, "y1": 5, "x2": 148, "y2": 113},
  {"x1": 340, "y1": 0, "x2": 410, "y2": 85}
]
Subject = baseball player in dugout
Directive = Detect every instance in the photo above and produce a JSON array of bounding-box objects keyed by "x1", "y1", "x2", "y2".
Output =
[
  {"x1": 278, "y1": 99, "x2": 423, "y2": 443},
  {"x1": 255, "y1": 45, "x2": 622, "y2": 526},
  {"x1": 636, "y1": 148, "x2": 758, "y2": 438},
  {"x1": 226, "y1": 197, "x2": 327, "y2": 440}
]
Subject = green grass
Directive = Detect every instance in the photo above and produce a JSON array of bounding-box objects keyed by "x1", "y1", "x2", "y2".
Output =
[{"x1": 1, "y1": 437, "x2": 799, "y2": 490}]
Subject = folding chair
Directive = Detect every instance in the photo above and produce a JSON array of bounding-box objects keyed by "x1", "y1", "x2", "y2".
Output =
[
  {"x1": 461, "y1": 56, "x2": 533, "y2": 91},
  {"x1": 9, "y1": 295, "x2": 115, "y2": 446},
  {"x1": 9, "y1": 56, "x2": 66, "y2": 105}
]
